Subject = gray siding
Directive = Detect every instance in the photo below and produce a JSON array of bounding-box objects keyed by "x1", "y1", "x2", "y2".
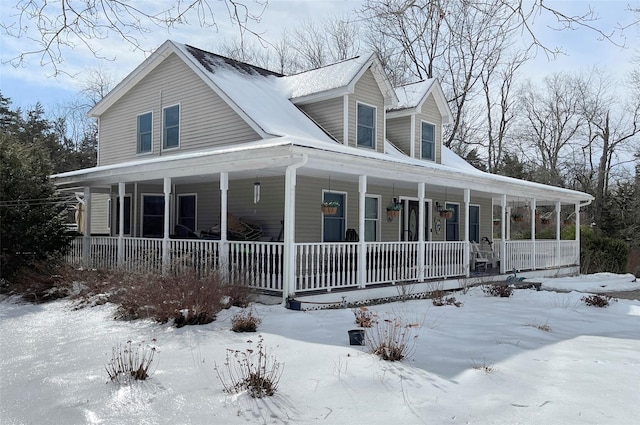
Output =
[
  {"x1": 299, "y1": 98, "x2": 344, "y2": 143},
  {"x1": 98, "y1": 53, "x2": 260, "y2": 166},
  {"x1": 415, "y1": 93, "x2": 443, "y2": 163},
  {"x1": 386, "y1": 116, "x2": 412, "y2": 155},
  {"x1": 349, "y1": 69, "x2": 385, "y2": 153}
]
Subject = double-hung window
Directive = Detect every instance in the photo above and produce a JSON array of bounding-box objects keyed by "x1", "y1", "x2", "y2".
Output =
[
  {"x1": 137, "y1": 112, "x2": 152, "y2": 154},
  {"x1": 365, "y1": 196, "x2": 379, "y2": 241},
  {"x1": 177, "y1": 194, "x2": 196, "y2": 232},
  {"x1": 357, "y1": 103, "x2": 376, "y2": 148},
  {"x1": 421, "y1": 122, "x2": 435, "y2": 161},
  {"x1": 163, "y1": 105, "x2": 180, "y2": 149},
  {"x1": 142, "y1": 195, "x2": 165, "y2": 238},
  {"x1": 445, "y1": 203, "x2": 460, "y2": 241},
  {"x1": 323, "y1": 192, "x2": 345, "y2": 242},
  {"x1": 469, "y1": 205, "x2": 480, "y2": 243}
]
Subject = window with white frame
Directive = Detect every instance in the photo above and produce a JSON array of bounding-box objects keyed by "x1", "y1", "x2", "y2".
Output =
[
  {"x1": 137, "y1": 112, "x2": 152, "y2": 154},
  {"x1": 421, "y1": 121, "x2": 435, "y2": 161},
  {"x1": 142, "y1": 194, "x2": 164, "y2": 238},
  {"x1": 357, "y1": 103, "x2": 376, "y2": 148},
  {"x1": 177, "y1": 194, "x2": 196, "y2": 232},
  {"x1": 469, "y1": 205, "x2": 480, "y2": 243},
  {"x1": 445, "y1": 202, "x2": 460, "y2": 241},
  {"x1": 163, "y1": 104, "x2": 180, "y2": 149},
  {"x1": 323, "y1": 192, "x2": 345, "y2": 242},
  {"x1": 365, "y1": 196, "x2": 379, "y2": 241}
]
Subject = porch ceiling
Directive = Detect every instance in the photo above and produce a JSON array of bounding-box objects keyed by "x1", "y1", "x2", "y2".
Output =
[{"x1": 51, "y1": 139, "x2": 593, "y2": 205}]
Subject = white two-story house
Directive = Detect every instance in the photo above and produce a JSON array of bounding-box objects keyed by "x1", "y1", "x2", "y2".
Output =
[{"x1": 53, "y1": 40, "x2": 593, "y2": 302}]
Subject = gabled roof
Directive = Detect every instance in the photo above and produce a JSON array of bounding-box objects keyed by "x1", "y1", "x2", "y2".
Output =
[
  {"x1": 89, "y1": 40, "x2": 335, "y2": 143},
  {"x1": 280, "y1": 54, "x2": 398, "y2": 107},
  {"x1": 387, "y1": 79, "x2": 453, "y2": 124}
]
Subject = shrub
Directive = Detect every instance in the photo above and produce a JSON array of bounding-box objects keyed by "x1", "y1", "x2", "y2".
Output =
[
  {"x1": 581, "y1": 230, "x2": 629, "y2": 274},
  {"x1": 365, "y1": 316, "x2": 418, "y2": 361},
  {"x1": 581, "y1": 294, "x2": 617, "y2": 308},
  {"x1": 215, "y1": 336, "x2": 284, "y2": 398},
  {"x1": 482, "y1": 284, "x2": 513, "y2": 298},
  {"x1": 6, "y1": 261, "x2": 77, "y2": 302},
  {"x1": 353, "y1": 307, "x2": 376, "y2": 327},
  {"x1": 231, "y1": 307, "x2": 262, "y2": 332},
  {"x1": 432, "y1": 295, "x2": 463, "y2": 307},
  {"x1": 105, "y1": 340, "x2": 156, "y2": 384}
]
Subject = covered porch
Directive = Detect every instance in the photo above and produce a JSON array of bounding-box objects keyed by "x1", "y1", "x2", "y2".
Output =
[{"x1": 55, "y1": 140, "x2": 589, "y2": 303}]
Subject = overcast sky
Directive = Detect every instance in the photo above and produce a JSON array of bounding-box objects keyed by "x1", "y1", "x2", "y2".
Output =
[{"x1": 1, "y1": 0, "x2": 638, "y2": 112}]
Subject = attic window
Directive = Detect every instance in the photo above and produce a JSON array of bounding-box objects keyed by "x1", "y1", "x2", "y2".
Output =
[
  {"x1": 137, "y1": 112, "x2": 152, "y2": 154},
  {"x1": 163, "y1": 104, "x2": 180, "y2": 149},
  {"x1": 421, "y1": 121, "x2": 435, "y2": 161},
  {"x1": 357, "y1": 103, "x2": 376, "y2": 148}
]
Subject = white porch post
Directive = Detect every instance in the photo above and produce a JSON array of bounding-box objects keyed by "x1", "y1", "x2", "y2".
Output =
[
  {"x1": 117, "y1": 182, "x2": 125, "y2": 267},
  {"x1": 162, "y1": 177, "x2": 171, "y2": 275},
  {"x1": 555, "y1": 201, "x2": 561, "y2": 267},
  {"x1": 82, "y1": 186, "x2": 91, "y2": 269},
  {"x1": 506, "y1": 206, "x2": 512, "y2": 240},
  {"x1": 574, "y1": 202, "x2": 581, "y2": 266},
  {"x1": 530, "y1": 198, "x2": 536, "y2": 270},
  {"x1": 358, "y1": 175, "x2": 367, "y2": 288},
  {"x1": 463, "y1": 189, "x2": 470, "y2": 277},
  {"x1": 500, "y1": 194, "x2": 507, "y2": 274},
  {"x1": 219, "y1": 172, "x2": 229, "y2": 277},
  {"x1": 283, "y1": 156, "x2": 307, "y2": 303},
  {"x1": 418, "y1": 182, "x2": 426, "y2": 282}
]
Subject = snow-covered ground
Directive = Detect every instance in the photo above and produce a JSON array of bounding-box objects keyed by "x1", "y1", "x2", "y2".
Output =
[{"x1": 1, "y1": 274, "x2": 639, "y2": 425}]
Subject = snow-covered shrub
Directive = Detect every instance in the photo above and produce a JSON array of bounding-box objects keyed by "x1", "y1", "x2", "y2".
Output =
[
  {"x1": 215, "y1": 336, "x2": 283, "y2": 398},
  {"x1": 105, "y1": 340, "x2": 156, "y2": 384},
  {"x1": 432, "y1": 295, "x2": 463, "y2": 307},
  {"x1": 365, "y1": 316, "x2": 418, "y2": 361},
  {"x1": 353, "y1": 307, "x2": 376, "y2": 327},
  {"x1": 482, "y1": 284, "x2": 513, "y2": 298},
  {"x1": 581, "y1": 294, "x2": 617, "y2": 308},
  {"x1": 231, "y1": 307, "x2": 262, "y2": 332}
]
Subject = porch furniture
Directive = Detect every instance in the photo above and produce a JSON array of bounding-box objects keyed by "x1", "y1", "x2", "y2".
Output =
[
  {"x1": 471, "y1": 242, "x2": 490, "y2": 272},
  {"x1": 227, "y1": 214, "x2": 263, "y2": 240}
]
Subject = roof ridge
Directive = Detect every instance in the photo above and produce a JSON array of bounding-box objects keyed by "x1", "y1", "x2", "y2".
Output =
[
  {"x1": 284, "y1": 54, "x2": 367, "y2": 77},
  {"x1": 184, "y1": 44, "x2": 283, "y2": 77}
]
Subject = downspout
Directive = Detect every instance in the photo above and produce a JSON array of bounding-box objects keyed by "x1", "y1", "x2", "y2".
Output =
[{"x1": 282, "y1": 154, "x2": 308, "y2": 306}]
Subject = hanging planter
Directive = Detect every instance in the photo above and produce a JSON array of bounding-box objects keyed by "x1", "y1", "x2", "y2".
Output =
[
  {"x1": 540, "y1": 217, "x2": 551, "y2": 225},
  {"x1": 439, "y1": 209, "x2": 454, "y2": 219},
  {"x1": 511, "y1": 212, "x2": 524, "y2": 222},
  {"x1": 386, "y1": 202, "x2": 402, "y2": 221},
  {"x1": 321, "y1": 201, "x2": 339, "y2": 215}
]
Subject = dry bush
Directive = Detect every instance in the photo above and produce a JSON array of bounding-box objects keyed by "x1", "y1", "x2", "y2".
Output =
[
  {"x1": 470, "y1": 359, "x2": 496, "y2": 373},
  {"x1": 525, "y1": 320, "x2": 552, "y2": 332},
  {"x1": 353, "y1": 307, "x2": 377, "y2": 327},
  {"x1": 482, "y1": 284, "x2": 513, "y2": 298},
  {"x1": 365, "y1": 316, "x2": 419, "y2": 361},
  {"x1": 581, "y1": 294, "x2": 617, "y2": 308},
  {"x1": 5, "y1": 261, "x2": 78, "y2": 302},
  {"x1": 432, "y1": 295, "x2": 463, "y2": 307},
  {"x1": 105, "y1": 340, "x2": 156, "y2": 384},
  {"x1": 231, "y1": 307, "x2": 262, "y2": 332},
  {"x1": 215, "y1": 336, "x2": 284, "y2": 398}
]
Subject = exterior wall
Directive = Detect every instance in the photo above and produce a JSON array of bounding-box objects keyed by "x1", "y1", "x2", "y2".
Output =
[
  {"x1": 386, "y1": 116, "x2": 412, "y2": 156},
  {"x1": 98, "y1": 52, "x2": 260, "y2": 166},
  {"x1": 299, "y1": 97, "x2": 344, "y2": 143},
  {"x1": 89, "y1": 193, "x2": 110, "y2": 235},
  {"x1": 349, "y1": 69, "x2": 385, "y2": 153},
  {"x1": 414, "y1": 93, "x2": 443, "y2": 163}
]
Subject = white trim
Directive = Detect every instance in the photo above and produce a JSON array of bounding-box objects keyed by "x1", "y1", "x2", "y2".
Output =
[
  {"x1": 162, "y1": 103, "x2": 181, "y2": 151},
  {"x1": 136, "y1": 111, "x2": 154, "y2": 155},
  {"x1": 356, "y1": 101, "x2": 377, "y2": 150},
  {"x1": 113, "y1": 193, "x2": 133, "y2": 236},
  {"x1": 343, "y1": 95, "x2": 349, "y2": 145},
  {"x1": 410, "y1": 115, "x2": 416, "y2": 158}
]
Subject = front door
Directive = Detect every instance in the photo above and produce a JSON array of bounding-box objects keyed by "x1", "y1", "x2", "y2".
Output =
[{"x1": 401, "y1": 200, "x2": 430, "y2": 241}]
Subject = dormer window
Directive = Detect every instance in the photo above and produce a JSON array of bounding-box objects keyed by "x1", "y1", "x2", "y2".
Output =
[
  {"x1": 357, "y1": 103, "x2": 376, "y2": 148},
  {"x1": 421, "y1": 121, "x2": 435, "y2": 161}
]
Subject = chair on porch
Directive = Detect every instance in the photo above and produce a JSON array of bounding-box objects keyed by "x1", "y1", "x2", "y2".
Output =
[
  {"x1": 227, "y1": 213, "x2": 263, "y2": 241},
  {"x1": 471, "y1": 242, "x2": 490, "y2": 272}
]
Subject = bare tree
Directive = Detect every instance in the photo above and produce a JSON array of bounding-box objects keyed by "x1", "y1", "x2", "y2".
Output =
[
  {"x1": 2, "y1": 0, "x2": 268, "y2": 75},
  {"x1": 518, "y1": 73, "x2": 584, "y2": 186},
  {"x1": 576, "y1": 68, "x2": 640, "y2": 229}
]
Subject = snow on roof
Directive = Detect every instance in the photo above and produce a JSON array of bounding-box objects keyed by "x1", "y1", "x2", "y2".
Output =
[
  {"x1": 177, "y1": 43, "x2": 335, "y2": 143},
  {"x1": 391, "y1": 79, "x2": 436, "y2": 111},
  {"x1": 280, "y1": 55, "x2": 371, "y2": 99}
]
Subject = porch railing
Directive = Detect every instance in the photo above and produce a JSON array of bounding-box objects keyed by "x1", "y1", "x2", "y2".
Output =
[{"x1": 64, "y1": 237, "x2": 580, "y2": 295}]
